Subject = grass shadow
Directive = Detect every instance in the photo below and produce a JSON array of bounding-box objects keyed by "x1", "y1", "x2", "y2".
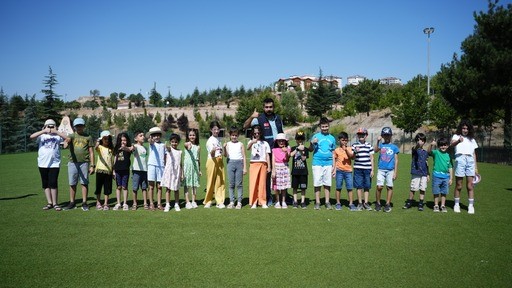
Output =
[{"x1": 0, "y1": 194, "x2": 38, "y2": 201}]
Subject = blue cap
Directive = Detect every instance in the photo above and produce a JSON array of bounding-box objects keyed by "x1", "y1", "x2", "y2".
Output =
[
  {"x1": 381, "y1": 127, "x2": 392, "y2": 135},
  {"x1": 73, "y1": 118, "x2": 85, "y2": 126}
]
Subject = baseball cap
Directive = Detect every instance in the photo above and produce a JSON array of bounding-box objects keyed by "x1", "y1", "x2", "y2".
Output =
[
  {"x1": 73, "y1": 118, "x2": 85, "y2": 126},
  {"x1": 381, "y1": 127, "x2": 392, "y2": 135},
  {"x1": 100, "y1": 130, "x2": 111, "y2": 138},
  {"x1": 356, "y1": 128, "x2": 368, "y2": 135},
  {"x1": 44, "y1": 119, "x2": 56, "y2": 127}
]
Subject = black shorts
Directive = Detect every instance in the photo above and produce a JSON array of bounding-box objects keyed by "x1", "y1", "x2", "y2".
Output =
[
  {"x1": 291, "y1": 175, "x2": 308, "y2": 189},
  {"x1": 39, "y1": 167, "x2": 60, "y2": 189}
]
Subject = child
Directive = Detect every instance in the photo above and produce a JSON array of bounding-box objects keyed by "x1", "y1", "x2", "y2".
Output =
[
  {"x1": 290, "y1": 131, "x2": 309, "y2": 209},
  {"x1": 161, "y1": 133, "x2": 183, "y2": 212},
  {"x1": 451, "y1": 119, "x2": 478, "y2": 214},
  {"x1": 272, "y1": 133, "x2": 291, "y2": 209},
  {"x1": 333, "y1": 132, "x2": 355, "y2": 211},
  {"x1": 131, "y1": 131, "x2": 148, "y2": 210},
  {"x1": 63, "y1": 117, "x2": 95, "y2": 211},
  {"x1": 204, "y1": 121, "x2": 226, "y2": 209},
  {"x1": 30, "y1": 119, "x2": 69, "y2": 211},
  {"x1": 308, "y1": 117, "x2": 336, "y2": 210},
  {"x1": 183, "y1": 128, "x2": 201, "y2": 209},
  {"x1": 351, "y1": 128, "x2": 374, "y2": 211},
  {"x1": 248, "y1": 125, "x2": 271, "y2": 208},
  {"x1": 223, "y1": 127, "x2": 247, "y2": 209},
  {"x1": 147, "y1": 127, "x2": 166, "y2": 211},
  {"x1": 113, "y1": 132, "x2": 133, "y2": 211},
  {"x1": 374, "y1": 127, "x2": 400, "y2": 212},
  {"x1": 94, "y1": 130, "x2": 114, "y2": 210},
  {"x1": 403, "y1": 133, "x2": 429, "y2": 211},
  {"x1": 428, "y1": 138, "x2": 453, "y2": 212}
]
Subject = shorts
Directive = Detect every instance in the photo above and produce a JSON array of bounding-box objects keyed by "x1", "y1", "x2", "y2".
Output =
[
  {"x1": 147, "y1": 165, "x2": 163, "y2": 182},
  {"x1": 376, "y1": 169, "x2": 394, "y2": 187},
  {"x1": 291, "y1": 174, "x2": 308, "y2": 190},
  {"x1": 115, "y1": 170, "x2": 130, "y2": 188},
  {"x1": 312, "y1": 165, "x2": 332, "y2": 187},
  {"x1": 454, "y1": 154, "x2": 475, "y2": 177},
  {"x1": 335, "y1": 169, "x2": 353, "y2": 191},
  {"x1": 353, "y1": 168, "x2": 372, "y2": 190},
  {"x1": 132, "y1": 170, "x2": 148, "y2": 191},
  {"x1": 39, "y1": 167, "x2": 60, "y2": 189},
  {"x1": 410, "y1": 175, "x2": 427, "y2": 191},
  {"x1": 68, "y1": 162, "x2": 89, "y2": 186},
  {"x1": 432, "y1": 176, "x2": 450, "y2": 195}
]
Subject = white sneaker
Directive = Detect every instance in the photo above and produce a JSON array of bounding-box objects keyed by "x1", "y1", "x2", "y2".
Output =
[
  {"x1": 274, "y1": 202, "x2": 282, "y2": 209},
  {"x1": 468, "y1": 205, "x2": 475, "y2": 214},
  {"x1": 113, "y1": 203, "x2": 121, "y2": 211},
  {"x1": 216, "y1": 203, "x2": 225, "y2": 209},
  {"x1": 191, "y1": 201, "x2": 198, "y2": 208},
  {"x1": 227, "y1": 202, "x2": 234, "y2": 209},
  {"x1": 204, "y1": 202, "x2": 211, "y2": 208},
  {"x1": 251, "y1": 203, "x2": 257, "y2": 209},
  {"x1": 122, "y1": 204, "x2": 129, "y2": 211},
  {"x1": 174, "y1": 204, "x2": 181, "y2": 212},
  {"x1": 262, "y1": 204, "x2": 269, "y2": 209},
  {"x1": 281, "y1": 202, "x2": 288, "y2": 209},
  {"x1": 185, "y1": 202, "x2": 193, "y2": 209},
  {"x1": 453, "y1": 203, "x2": 461, "y2": 213},
  {"x1": 164, "y1": 203, "x2": 171, "y2": 212},
  {"x1": 235, "y1": 202, "x2": 242, "y2": 209}
]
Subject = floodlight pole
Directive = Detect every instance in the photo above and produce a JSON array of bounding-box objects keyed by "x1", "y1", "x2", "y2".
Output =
[{"x1": 423, "y1": 27, "x2": 434, "y2": 95}]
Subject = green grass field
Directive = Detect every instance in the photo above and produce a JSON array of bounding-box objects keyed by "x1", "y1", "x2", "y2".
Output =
[{"x1": 1, "y1": 140, "x2": 511, "y2": 287}]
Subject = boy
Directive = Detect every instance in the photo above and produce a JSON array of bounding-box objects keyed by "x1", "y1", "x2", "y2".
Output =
[
  {"x1": 63, "y1": 117, "x2": 95, "y2": 211},
  {"x1": 403, "y1": 133, "x2": 429, "y2": 211},
  {"x1": 309, "y1": 117, "x2": 336, "y2": 210},
  {"x1": 290, "y1": 131, "x2": 309, "y2": 209},
  {"x1": 147, "y1": 127, "x2": 166, "y2": 210},
  {"x1": 428, "y1": 138, "x2": 453, "y2": 212},
  {"x1": 132, "y1": 131, "x2": 148, "y2": 210},
  {"x1": 333, "y1": 132, "x2": 355, "y2": 211},
  {"x1": 352, "y1": 128, "x2": 374, "y2": 211},
  {"x1": 374, "y1": 127, "x2": 399, "y2": 212}
]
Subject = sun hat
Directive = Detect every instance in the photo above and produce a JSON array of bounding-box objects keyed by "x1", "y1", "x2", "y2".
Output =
[
  {"x1": 100, "y1": 130, "x2": 111, "y2": 138},
  {"x1": 44, "y1": 119, "x2": 56, "y2": 127},
  {"x1": 73, "y1": 118, "x2": 85, "y2": 126},
  {"x1": 381, "y1": 127, "x2": 392, "y2": 135},
  {"x1": 473, "y1": 173, "x2": 481, "y2": 185},
  {"x1": 275, "y1": 133, "x2": 288, "y2": 142},
  {"x1": 148, "y1": 127, "x2": 162, "y2": 136},
  {"x1": 356, "y1": 128, "x2": 368, "y2": 135}
]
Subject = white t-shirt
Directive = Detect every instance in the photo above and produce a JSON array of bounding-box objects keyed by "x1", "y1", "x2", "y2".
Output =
[
  {"x1": 226, "y1": 141, "x2": 244, "y2": 160},
  {"x1": 132, "y1": 144, "x2": 148, "y2": 171},
  {"x1": 148, "y1": 142, "x2": 166, "y2": 167},
  {"x1": 206, "y1": 136, "x2": 222, "y2": 158},
  {"x1": 36, "y1": 134, "x2": 63, "y2": 168},
  {"x1": 451, "y1": 134, "x2": 478, "y2": 155},
  {"x1": 249, "y1": 140, "x2": 270, "y2": 163}
]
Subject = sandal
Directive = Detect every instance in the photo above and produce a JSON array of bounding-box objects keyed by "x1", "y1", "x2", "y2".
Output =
[
  {"x1": 43, "y1": 203, "x2": 53, "y2": 210},
  {"x1": 143, "y1": 204, "x2": 149, "y2": 210},
  {"x1": 96, "y1": 203, "x2": 103, "y2": 210},
  {"x1": 157, "y1": 204, "x2": 164, "y2": 210},
  {"x1": 149, "y1": 204, "x2": 155, "y2": 211},
  {"x1": 54, "y1": 205, "x2": 62, "y2": 211},
  {"x1": 131, "y1": 204, "x2": 138, "y2": 211}
]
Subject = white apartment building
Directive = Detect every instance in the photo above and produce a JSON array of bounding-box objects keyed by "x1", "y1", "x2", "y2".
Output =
[
  {"x1": 346, "y1": 75, "x2": 366, "y2": 85},
  {"x1": 379, "y1": 77, "x2": 402, "y2": 85},
  {"x1": 275, "y1": 75, "x2": 342, "y2": 91}
]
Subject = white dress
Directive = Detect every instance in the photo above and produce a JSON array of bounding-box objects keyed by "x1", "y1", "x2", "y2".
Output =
[{"x1": 160, "y1": 148, "x2": 182, "y2": 190}]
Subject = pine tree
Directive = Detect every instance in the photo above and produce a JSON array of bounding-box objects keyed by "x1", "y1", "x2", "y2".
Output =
[{"x1": 41, "y1": 66, "x2": 62, "y2": 122}]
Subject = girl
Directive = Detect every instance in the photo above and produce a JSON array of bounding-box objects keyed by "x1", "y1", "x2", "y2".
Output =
[
  {"x1": 451, "y1": 119, "x2": 478, "y2": 214},
  {"x1": 30, "y1": 119, "x2": 68, "y2": 211},
  {"x1": 113, "y1": 132, "x2": 133, "y2": 211},
  {"x1": 95, "y1": 130, "x2": 114, "y2": 210},
  {"x1": 247, "y1": 125, "x2": 271, "y2": 209},
  {"x1": 161, "y1": 133, "x2": 183, "y2": 212},
  {"x1": 204, "y1": 120, "x2": 226, "y2": 208},
  {"x1": 223, "y1": 126, "x2": 247, "y2": 209},
  {"x1": 183, "y1": 128, "x2": 201, "y2": 209},
  {"x1": 272, "y1": 133, "x2": 291, "y2": 209}
]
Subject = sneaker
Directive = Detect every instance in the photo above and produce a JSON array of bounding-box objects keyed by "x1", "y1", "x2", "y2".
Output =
[
  {"x1": 174, "y1": 204, "x2": 181, "y2": 212},
  {"x1": 356, "y1": 204, "x2": 363, "y2": 211},
  {"x1": 113, "y1": 203, "x2": 122, "y2": 211},
  {"x1": 82, "y1": 203, "x2": 89, "y2": 211},
  {"x1": 301, "y1": 202, "x2": 307, "y2": 209},
  {"x1": 103, "y1": 205, "x2": 109, "y2": 211},
  {"x1": 251, "y1": 203, "x2": 257, "y2": 209},
  {"x1": 363, "y1": 203, "x2": 372, "y2": 211},
  {"x1": 403, "y1": 201, "x2": 412, "y2": 209},
  {"x1": 293, "y1": 201, "x2": 298, "y2": 209},
  {"x1": 453, "y1": 203, "x2": 461, "y2": 213},
  {"x1": 164, "y1": 203, "x2": 171, "y2": 212},
  {"x1": 384, "y1": 204, "x2": 392, "y2": 213},
  {"x1": 335, "y1": 203, "x2": 342, "y2": 211},
  {"x1": 441, "y1": 205, "x2": 447, "y2": 213},
  {"x1": 236, "y1": 202, "x2": 242, "y2": 209},
  {"x1": 314, "y1": 203, "x2": 320, "y2": 210},
  {"x1": 262, "y1": 204, "x2": 269, "y2": 209},
  {"x1": 349, "y1": 204, "x2": 357, "y2": 211},
  {"x1": 216, "y1": 203, "x2": 225, "y2": 209},
  {"x1": 275, "y1": 202, "x2": 282, "y2": 209},
  {"x1": 468, "y1": 205, "x2": 475, "y2": 214},
  {"x1": 375, "y1": 203, "x2": 382, "y2": 212},
  {"x1": 122, "y1": 204, "x2": 129, "y2": 211},
  {"x1": 191, "y1": 201, "x2": 198, "y2": 209},
  {"x1": 227, "y1": 202, "x2": 234, "y2": 209},
  {"x1": 185, "y1": 202, "x2": 193, "y2": 209},
  {"x1": 418, "y1": 203, "x2": 424, "y2": 211},
  {"x1": 281, "y1": 202, "x2": 288, "y2": 209},
  {"x1": 267, "y1": 199, "x2": 273, "y2": 207},
  {"x1": 204, "y1": 202, "x2": 211, "y2": 209},
  {"x1": 325, "y1": 202, "x2": 332, "y2": 210},
  {"x1": 64, "y1": 202, "x2": 76, "y2": 210},
  {"x1": 433, "y1": 205, "x2": 440, "y2": 212}
]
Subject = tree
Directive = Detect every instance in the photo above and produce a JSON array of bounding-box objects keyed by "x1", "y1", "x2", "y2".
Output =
[
  {"x1": 177, "y1": 113, "x2": 189, "y2": 132},
  {"x1": 127, "y1": 114, "x2": 154, "y2": 135},
  {"x1": 391, "y1": 76, "x2": 429, "y2": 138},
  {"x1": 149, "y1": 83, "x2": 162, "y2": 107},
  {"x1": 305, "y1": 70, "x2": 339, "y2": 118},
  {"x1": 129, "y1": 93, "x2": 145, "y2": 107},
  {"x1": 429, "y1": 94, "x2": 458, "y2": 135},
  {"x1": 109, "y1": 92, "x2": 119, "y2": 109},
  {"x1": 118, "y1": 92, "x2": 126, "y2": 100},
  {"x1": 90, "y1": 89, "x2": 100, "y2": 99},
  {"x1": 83, "y1": 114, "x2": 101, "y2": 138},
  {"x1": 41, "y1": 66, "x2": 62, "y2": 122},
  {"x1": 343, "y1": 79, "x2": 383, "y2": 116},
  {"x1": 83, "y1": 100, "x2": 99, "y2": 110},
  {"x1": 437, "y1": 0, "x2": 512, "y2": 150},
  {"x1": 281, "y1": 91, "x2": 301, "y2": 125}
]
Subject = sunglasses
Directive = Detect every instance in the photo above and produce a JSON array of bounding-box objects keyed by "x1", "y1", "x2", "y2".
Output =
[{"x1": 47, "y1": 125, "x2": 55, "y2": 128}]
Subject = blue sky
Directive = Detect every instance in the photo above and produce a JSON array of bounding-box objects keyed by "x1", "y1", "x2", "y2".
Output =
[{"x1": 0, "y1": 0, "x2": 501, "y2": 101}]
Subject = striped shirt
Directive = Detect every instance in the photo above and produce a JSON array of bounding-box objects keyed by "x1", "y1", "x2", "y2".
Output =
[{"x1": 351, "y1": 142, "x2": 373, "y2": 170}]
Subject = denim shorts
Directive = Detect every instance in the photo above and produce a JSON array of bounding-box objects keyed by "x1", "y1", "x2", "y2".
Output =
[
  {"x1": 376, "y1": 169, "x2": 394, "y2": 187},
  {"x1": 68, "y1": 162, "x2": 89, "y2": 186},
  {"x1": 454, "y1": 154, "x2": 475, "y2": 177},
  {"x1": 432, "y1": 176, "x2": 450, "y2": 195},
  {"x1": 132, "y1": 170, "x2": 148, "y2": 191},
  {"x1": 115, "y1": 170, "x2": 130, "y2": 188},
  {"x1": 335, "y1": 170, "x2": 353, "y2": 190},
  {"x1": 353, "y1": 169, "x2": 371, "y2": 190}
]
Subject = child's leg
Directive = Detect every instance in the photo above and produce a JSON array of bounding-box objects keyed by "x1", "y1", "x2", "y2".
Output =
[
  {"x1": 50, "y1": 188, "x2": 58, "y2": 206},
  {"x1": 364, "y1": 190, "x2": 369, "y2": 204},
  {"x1": 293, "y1": 188, "x2": 298, "y2": 203},
  {"x1": 386, "y1": 186, "x2": 393, "y2": 205},
  {"x1": 324, "y1": 185, "x2": 330, "y2": 204},
  {"x1": 441, "y1": 195, "x2": 446, "y2": 207},
  {"x1": 408, "y1": 190, "x2": 415, "y2": 201},
  {"x1": 132, "y1": 190, "x2": 138, "y2": 207},
  {"x1": 174, "y1": 190, "x2": 180, "y2": 206},
  {"x1": 347, "y1": 189, "x2": 353, "y2": 205},
  {"x1": 453, "y1": 177, "x2": 463, "y2": 202},
  {"x1": 376, "y1": 186, "x2": 383, "y2": 204},
  {"x1": 433, "y1": 194, "x2": 439, "y2": 206},
  {"x1": 335, "y1": 189, "x2": 341, "y2": 204},
  {"x1": 192, "y1": 187, "x2": 197, "y2": 203},
  {"x1": 357, "y1": 189, "x2": 363, "y2": 204},
  {"x1": 115, "y1": 185, "x2": 122, "y2": 205},
  {"x1": 300, "y1": 189, "x2": 306, "y2": 203},
  {"x1": 165, "y1": 188, "x2": 170, "y2": 205},
  {"x1": 148, "y1": 182, "x2": 155, "y2": 208},
  {"x1": 314, "y1": 186, "x2": 321, "y2": 204},
  {"x1": 44, "y1": 188, "x2": 52, "y2": 205},
  {"x1": 466, "y1": 175, "x2": 475, "y2": 204},
  {"x1": 184, "y1": 186, "x2": 191, "y2": 203},
  {"x1": 81, "y1": 184, "x2": 88, "y2": 204},
  {"x1": 419, "y1": 190, "x2": 425, "y2": 203},
  {"x1": 157, "y1": 184, "x2": 162, "y2": 207},
  {"x1": 103, "y1": 195, "x2": 109, "y2": 206},
  {"x1": 142, "y1": 189, "x2": 148, "y2": 206},
  {"x1": 123, "y1": 187, "x2": 128, "y2": 206}
]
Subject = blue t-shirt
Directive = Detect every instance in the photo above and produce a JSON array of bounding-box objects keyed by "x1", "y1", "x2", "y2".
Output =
[
  {"x1": 377, "y1": 142, "x2": 399, "y2": 170},
  {"x1": 310, "y1": 132, "x2": 336, "y2": 166}
]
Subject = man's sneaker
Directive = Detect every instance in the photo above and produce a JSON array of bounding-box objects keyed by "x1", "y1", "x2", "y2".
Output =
[
  {"x1": 227, "y1": 202, "x2": 234, "y2": 209},
  {"x1": 375, "y1": 203, "x2": 382, "y2": 212},
  {"x1": 384, "y1": 204, "x2": 392, "y2": 213},
  {"x1": 453, "y1": 203, "x2": 461, "y2": 213},
  {"x1": 185, "y1": 202, "x2": 193, "y2": 209},
  {"x1": 356, "y1": 204, "x2": 363, "y2": 211},
  {"x1": 403, "y1": 201, "x2": 412, "y2": 209},
  {"x1": 325, "y1": 202, "x2": 332, "y2": 210},
  {"x1": 363, "y1": 203, "x2": 372, "y2": 211},
  {"x1": 174, "y1": 204, "x2": 181, "y2": 212},
  {"x1": 281, "y1": 202, "x2": 288, "y2": 209},
  {"x1": 82, "y1": 203, "x2": 89, "y2": 211},
  {"x1": 293, "y1": 201, "x2": 298, "y2": 209},
  {"x1": 314, "y1": 203, "x2": 320, "y2": 210},
  {"x1": 349, "y1": 204, "x2": 357, "y2": 211},
  {"x1": 191, "y1": 201, "x2": 198, "y2": 209},
  {"x1": 216, "y1": 203, "x2": 225, "y2": 209},
  {"x1": 433, "y1": 205, "x2": 440, "y2": 212},
  {"x1": 251, "y1": 203, "x2": 257, "y2": 209},
  {"x1": 267, "y1": 199, "x2": 273, "y2": 207},
  {"x1": 301, "y1": 202, "x2": 307, "y2": 209},
  {"x1": 441, "y1": 205, "x2": 447, "y2": 213},
  {"x1": 418, "y1": 203, "x2": 424, "y2": 211},
  {"x1": 113, "y1": 203, "x2": 122, "y2": 211},
  {"x1": 164, "y1": 203, "x2": 171, "y2": 212},
  {"x1": 468, "y1": 205, "x2": 475, "y2": 214},
  {"x1": 235, "y1": 202, "x2": 242, "y2": 209},
  {"x1": 274, "y1": 202, "x2": 282, "y2": 209},
  {"x1": 335, "y1": 203, "x2": 342, "y2": 211},
  {"x1": 64, "y1": 202, "x2": 76, "y2": 210}
]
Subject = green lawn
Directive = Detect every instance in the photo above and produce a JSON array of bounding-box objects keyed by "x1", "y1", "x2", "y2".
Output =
[{"x1": 1, "y1": 141, "x2": 511, "y2": 287}]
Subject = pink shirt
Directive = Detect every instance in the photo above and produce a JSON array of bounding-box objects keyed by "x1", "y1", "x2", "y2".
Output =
[{"x1": 272, "y1": 147, "x2": 290, "y2": 164}]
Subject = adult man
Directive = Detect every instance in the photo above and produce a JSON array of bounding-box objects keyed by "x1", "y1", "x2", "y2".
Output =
[{"x1": 244, "y1": 97, "x2": 284, "y2": 205}]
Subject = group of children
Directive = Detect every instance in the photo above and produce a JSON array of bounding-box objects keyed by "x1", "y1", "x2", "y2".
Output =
[{"x1": 35, "y1": 116, "x2": 479, "y2": 214}]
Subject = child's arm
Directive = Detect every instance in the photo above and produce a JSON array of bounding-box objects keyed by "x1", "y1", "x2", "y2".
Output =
[
  {"x1": 89, "y1": 146, "x2": 95, "y2": 175},
  {"x1": 308, "y1": 137, "x2": 317, "y2": 152},
  {"x1": 241, "y1": 143, "x2": 247, "y2": 175},
  {"x1": 346, "y1": 146, "x2": 354, "y2": 159},
  {"x1": 332, "y1": 150, "x2": 336, "y2": 177},
  {"x1": 428, "y1": 140, "x2": 436, "y2": 155},
  {"x1": 223, "y1": 142, "x2": 228, "y2": 158},
  {"x1": 450, "y1": 135, "x2": 463, "y2": 147},
  {"x1": 374, "y1": 136, "x2": 381, "y2": 153},
  {"x1": 271, "y1": 151, "x2": 276, "y2": 179},
  {"x1": 393, "y1": 153, "x2": 399, "y2": 180},
  {"x1": 473, "y1": 150, "x2": 478, "y2": 173},
  {"x1": 448, "y1": 167, "x2": 453, "y2": 185},
  {"x1": 197, "y1": 146, "x2": 202, "y2": 176},
  {"x1": 370, "y1": 150, "x2": 374, "y2": 178}
]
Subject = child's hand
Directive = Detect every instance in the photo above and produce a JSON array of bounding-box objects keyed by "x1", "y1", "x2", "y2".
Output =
[
  {"x1": 184, "y1": 142, "x2": 191, "y2": 150},
  {"x1": 458, "y1": 135, "x2": 464, "y2": 143},
  {"x1": 431, "y1": 140, "x2": 436, "y2": 146},
  {"x1": 311, "y1": 137, "x2": 318, "y2": 144},
  {"x1": 377, "y1": 136, "x2": 382, "y2": 141},
  {"x1": 298, "y1": 144, "x2": 304, "y2": 151}
]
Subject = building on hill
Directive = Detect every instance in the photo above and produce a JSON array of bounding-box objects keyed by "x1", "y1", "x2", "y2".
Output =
[
  {"x1": 346, "y1": 75, "x2": 366, "y2": 86},
  {"x1": 275, "y1": 75, "x2": 342, "y2": 92},
  {"x1": 379, "y1": 77, "x2": 402, "y2": 85}
]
